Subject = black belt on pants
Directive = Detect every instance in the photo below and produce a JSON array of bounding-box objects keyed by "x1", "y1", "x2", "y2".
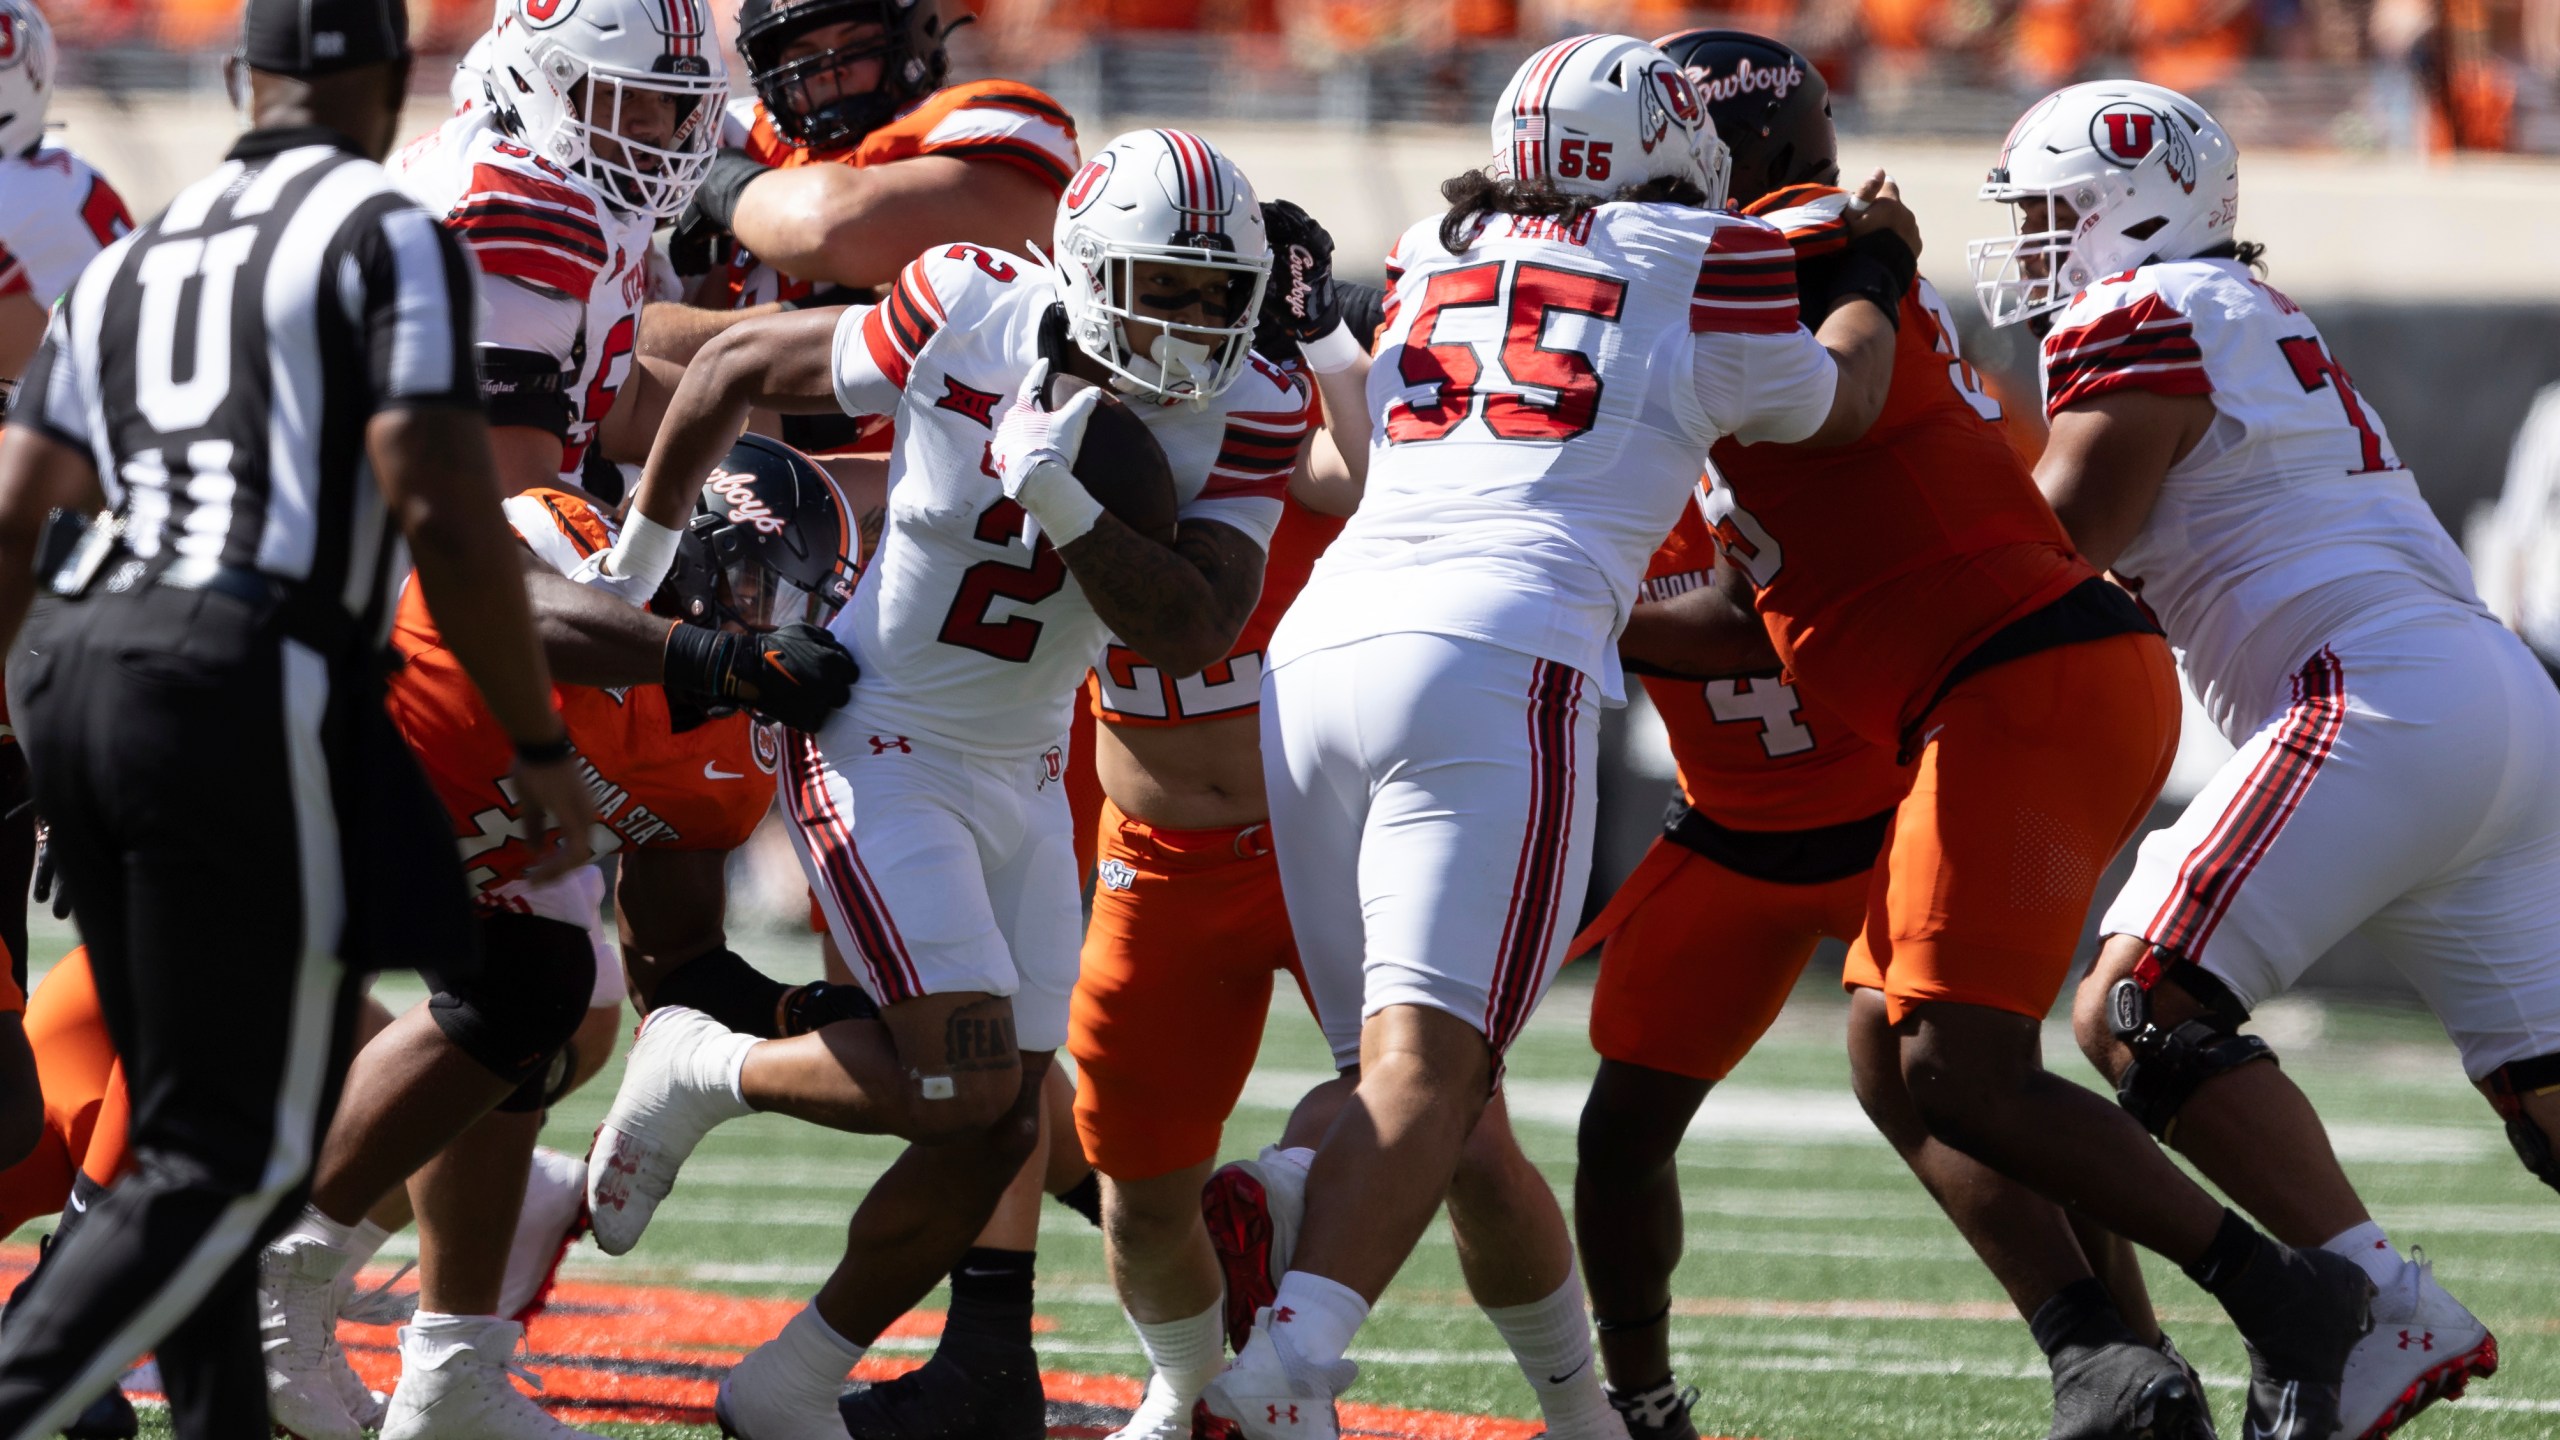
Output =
[
  {"x1": 1661, "y1": 798, "x2": 1895, "y2": 886},
  {"x1": 1900, "y1": 575, "x2": 2160, "y2": 763}
]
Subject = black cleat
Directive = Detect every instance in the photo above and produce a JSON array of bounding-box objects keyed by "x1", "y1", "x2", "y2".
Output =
[
  {"x1": 2048, "y1": 1338, "x2": 2217, "y2": 1440},
  {"x1": 1605, "y1": 1380, "x2": 1703, "y2": 1440},
  {"x1": 2231, "y1": 1245, "x2": 2376, "y2": 1440},
  {"x1": 63, "y1": 1382, "x2": 138, "y2": 1440},
  {"x1": 837, "y1": 1344, "x2": 1046, "y2": 1440}
]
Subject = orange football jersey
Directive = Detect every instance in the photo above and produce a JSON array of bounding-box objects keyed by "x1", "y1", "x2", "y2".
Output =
[
  {"x1": 1642, "y1": 499, "x2": 1908, "y2": 831},
  {"x1": 1702, "y1": 184, "x2": 2093, "y2": 748},
  {"x1": 1088, "y1": 495, "x2": 1346, "y2": 729},
  {"x1": 386, "y1": 489, "x2": 780, "y2": 901}
]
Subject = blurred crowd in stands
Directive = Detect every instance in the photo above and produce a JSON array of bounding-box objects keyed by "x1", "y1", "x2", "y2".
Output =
[{"x1": 40, "y1": 0, "x2": 2555, "y2": 149}]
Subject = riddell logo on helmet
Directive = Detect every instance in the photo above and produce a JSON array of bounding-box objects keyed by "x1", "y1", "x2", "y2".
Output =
[
  {"x1": 704, "y1": 468, "x2": 787, "y2": 535},
  {"x1": 1689, "y1": 56, "x2": 1804, "y2": 105}
]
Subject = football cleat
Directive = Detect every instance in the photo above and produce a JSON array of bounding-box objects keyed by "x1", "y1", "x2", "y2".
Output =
[
  {"x1": 2335, "y1": 1249, "x2": 2496, "y2": 1439},
  {"x1": 1606, "y1": 1381, "x2": 1702, "y2": 1440},
  {"x1": 586, "y1": 1006, "x2": 756, "y2": 1255},
  {"x1": 259, "y1": 1236, "x2": 364, "y2": 1440},
  {"x1": 2046, "y1": 1337, "x2": 2216, "y2": 1440},
  {"x1": 332, "y1": 1262, "x2": 411, "y2": 1429},
  {"x1": 501, "y1": 1146, "x2": 593, "y2": 1323},
  {"x1": 1199, "y1": 1309, "x2": 1356, "y2": 1440},
  {"x1": 837, "y1": 1341, "x2": 1045, "y2": 1439},
  {"x1": 2231, "y1": 1245, "x2": 2374, "y2": 1440},
  {"x1": 381, "y1": 1315, "x2": 603, "y2": 1439},
  {"x1": 61, "y1": 1381, "x2": 137, "y2": 1440},
  {"x1": 1103, "y1": 1375, "x2": 1219, "y2": 1440},
  {"x1": 1202, "y1": 1147, "x2": 1309, "y2": 1354}
]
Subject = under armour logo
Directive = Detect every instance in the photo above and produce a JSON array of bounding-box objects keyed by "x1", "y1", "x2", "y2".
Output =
[
  {"x1": 2398, "y1": 1330, "x2": 2434, "y2": 1351},
  {"x1": 1267, "y1": 1404, "x2": 1299, "y2": 1424},
  {"x1": 869, "y1": 735, "x2": 911, "y2": 754},
  {"x1": 1272, "y1": 1306, "x2": 1295, "y2": 1323}
]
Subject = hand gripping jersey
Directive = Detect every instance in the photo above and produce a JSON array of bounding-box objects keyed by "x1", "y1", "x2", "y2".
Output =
[
  {"x1": 1276, "y1": 202, "x2": 1839, "y2": 702},
  {"x1": 828, "y1": 244, "x2": 1314, "y2": 757},
  {"x1": 0, "y1": 141, "x2": 129, "y2": 314},
  {"x1": 386, "y1": 488, "x2": 780, "y2": 906},
  {"x1": 2041, "y1": 259, "x2": 2487, "y2": 742},
  {"x1": 392, "y1": 111, "x2": 667, "y2": 484},
  {"x1": 1089, "y1": 494, "x2": 1345, "y2": 728},
  {"x1": 1640, "y1": 495, "x2": 1907, "y2": 832},
  {"x1": 1701, "y1": 183, "x2": 2093, "y2": 748},
  {"x1": 707, "y1": 81, "x2": 1081, "y2": 311}
]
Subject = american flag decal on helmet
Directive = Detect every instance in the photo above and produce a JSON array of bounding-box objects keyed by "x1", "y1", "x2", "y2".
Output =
[
  {"x1": 1509, "y1": 35, "x2": 1602, "y2": 181},
  {"x1": 1157, "y1": 129, "x2": 1227, "y2": 236}
]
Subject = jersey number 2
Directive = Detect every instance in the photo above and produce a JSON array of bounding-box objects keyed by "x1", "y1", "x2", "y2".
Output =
[
  {"x1": 939, "y1": 497, "x2": 1068, "y2": 662},
  {"x1": 1384, "y1": 260, "x2": 1626, "y2": 445}
]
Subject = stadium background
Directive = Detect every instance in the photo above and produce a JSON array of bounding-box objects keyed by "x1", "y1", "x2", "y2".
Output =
[{"x1": 21, "y1": 2, "x2": 2560, "y2": 1433}]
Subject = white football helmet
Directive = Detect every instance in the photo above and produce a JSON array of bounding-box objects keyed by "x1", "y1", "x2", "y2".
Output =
[
  {"x1": 0, "y1": 0, "x2": 56, "y2": 160},
  {"x1": 1968, "y1": 80, "x2": 2240, "y2": 328},
  {"x1": 1487, "y1": 33, "x2": 1728, "y2": 208},
  {"x1": 1051, "y1": 129, "x2": 1270, "y2": 407},
  {"x1": 479, "y1": 0, "x2": 728, "y2": 222}
]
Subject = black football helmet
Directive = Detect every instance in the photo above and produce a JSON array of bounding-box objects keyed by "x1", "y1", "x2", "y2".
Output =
[
  {"x1": 661, "y1": 433, "x2": 858, "y2": 632},
  {"x1": 1653, "y1": 30, "x2": 1838, "y2": 208},
  {"x1": 737, "y1": 0, "x2": 955, "y2": 153}
]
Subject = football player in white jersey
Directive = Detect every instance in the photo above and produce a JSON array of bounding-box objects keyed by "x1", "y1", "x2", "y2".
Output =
[
  {"x1": 1199, "y1": 35, "x2": 1909, "y2": 1440},
  {"x1": 581, "y1": 128, "x2": 1314, "y2": 1440},
  {"x1": 1977, "y1": 79, "x2": 2560, "y2": 1439},
  {"x1": 393, "y1": 0, "x2": 724, "y2": 503}
]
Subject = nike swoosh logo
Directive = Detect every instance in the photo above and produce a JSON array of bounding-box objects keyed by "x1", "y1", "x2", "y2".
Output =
[
  {"x1": 703, "y1": 762, "x2": 745, "y2": 780},
  {"x1": 1547, "y1": 1359, "x2": 1588, "y2": 1386}
]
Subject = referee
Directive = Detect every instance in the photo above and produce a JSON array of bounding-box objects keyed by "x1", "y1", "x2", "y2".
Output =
[{"x1": 0, "y1": 1, "x2": 597, "y2": 1435}]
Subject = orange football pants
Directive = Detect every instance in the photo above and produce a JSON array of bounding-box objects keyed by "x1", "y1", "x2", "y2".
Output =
[
  {"x1": 0, "y1": 947, "x2": 134, "y2": 1238},
  {"x1": 1579, "y1": 836, "x2": 1873, "y2": 1082},
  {"x1": 1068, "y1": 798, "x2": 1314, "y2": 1180},
  {"x1": 1841, "y1": 633, "x2": 2180, "y2": 1023}
]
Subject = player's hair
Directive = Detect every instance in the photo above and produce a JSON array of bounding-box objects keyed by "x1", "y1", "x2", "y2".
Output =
[
  {"x1": 1436, "y1": 170, "x2": 1707, "y2": 253},
  {"x1": 2199, "y1": 238, "x2": 2269, "y2": 273}
]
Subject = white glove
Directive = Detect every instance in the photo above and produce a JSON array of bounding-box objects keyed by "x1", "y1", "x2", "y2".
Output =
[{"x1": 989, "y1": 360, "x2": 1107, "y2": 546}]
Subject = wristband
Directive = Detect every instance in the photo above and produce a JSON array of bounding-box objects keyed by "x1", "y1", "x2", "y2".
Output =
[
  {"x1": 662, "y1": 619, "x2": 736, "y2": 698},
  {"x1": 607, "y1": 510, "x2": 684, "y2": 592},
  {"x1": 1013, "y1": 462, "x2": 1105, "y2": 546},
  {"x1": 1847, "y1": 227, "x2": 1919, "y2": 286},
  {"x1": 691, "y1": 148, "x2": 767, "y2": 234},
  {"x1": 1297, "y1": 318, "x2": 1368, "y2": 375},
  {"x1": 514, "y1": 733, "x2": 574, "y2": 765}
]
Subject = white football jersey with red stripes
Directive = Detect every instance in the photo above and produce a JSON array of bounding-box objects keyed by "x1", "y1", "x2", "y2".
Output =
[
  {"x1": 827, "y1": 243, "x2": 1314, "y2": 758},
  {"x1": 2040, "y1": 258, "x2": 2484, "y2": 741},
  {"x1": 392, "y1": 111, "x2": 662, "y2": 484},
  {"x1": 0, "y1": 141, "x2": 128, "y2": 311},
  {"x1": 1275, "y1": 201, "x2": 1837, "y2": 703}
]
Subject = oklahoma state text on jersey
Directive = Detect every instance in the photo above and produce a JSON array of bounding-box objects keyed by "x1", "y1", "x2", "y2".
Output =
[
  {"x1": 1642, "y1": 495, "x2": 1907, "y2": 831},
  {"x1": 1700, "y1": 183, "x2": 2092, "y2": 748},
  {"x1": 386, "y1": 488, "x2": 779, "y2": 902}
]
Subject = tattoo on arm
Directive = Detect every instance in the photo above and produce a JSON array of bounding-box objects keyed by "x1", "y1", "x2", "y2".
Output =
[{"x1": 1056, "y1": 516, "x2": 1264, "y2": 677}]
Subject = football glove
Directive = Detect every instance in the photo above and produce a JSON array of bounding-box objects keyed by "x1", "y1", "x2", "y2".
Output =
[
  {"x1": 1257, "y1": 198, "x2": 1342, "y2": 355},
  {"x1": 990, "y1": 361, "x2": 1105, "y2": 545},
  {"x1": 664, "y1": 621, "x2": 859, "y2": 733}
]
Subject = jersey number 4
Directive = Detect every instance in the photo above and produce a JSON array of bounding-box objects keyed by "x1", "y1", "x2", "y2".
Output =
[
  {"x1": 940, "y1": 496, "x2": 1068, "y2": 662},
  {"x1": 1705, "y1": 676, "x2": 1815, "y2": 758},
  {"x1": 1384, "y1": 260, "x2": 1626, "y2": 445}
]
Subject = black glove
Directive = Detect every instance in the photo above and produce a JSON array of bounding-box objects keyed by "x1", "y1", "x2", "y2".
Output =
[
  {"x1": 31, "y1": 821, "x2": 66, "y2": 921},
  {"x1": 1257, "y1": 198, "x2": 1343, "y2": 359},
  {"x1": 665, "y1": 620, "x2": 859, "y2": 732},
  {"x1": 668, "y1": 148, "x2": 771, "y2": 278}
]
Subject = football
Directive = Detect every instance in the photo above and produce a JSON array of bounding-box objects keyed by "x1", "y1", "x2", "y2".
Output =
[{"x1": 1048, "y1": 371, "x2": 1179, "y2": 547}]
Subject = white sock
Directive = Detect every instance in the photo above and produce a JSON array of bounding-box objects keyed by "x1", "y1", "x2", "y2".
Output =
[
  {"x1": 1266, "y1": 1271, "x2": 1368, "y2": 1368},
  {"x1": 401, "y1": 1311, "x2": 514, "y2": 1370},
  {"x1": 346, "y1": 1219, "x2": 394, "y2": 1273},
  {"x1": 2323, "y1": 1220, "x2": 2404, "y2": 1290},
  {"x1": 281, "y1": 1204, "x2": 356, "y2": 1252},
  {"x1": 1274, "y1": 1146, "x2": 1316, "y2": 1171},
  {"x1": 1484, "y1": 1269, "x2": 1615, "y2": 1437},
  {"x1": 773, "y1": 1303, "x2": 866, "y2": 1388},
  {"x1": 1128, "y1": 1296, "x2": 1226, "y2": 1401}
]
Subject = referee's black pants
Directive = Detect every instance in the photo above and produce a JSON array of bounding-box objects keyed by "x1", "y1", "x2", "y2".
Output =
[{"x1": 0, "y1": 582, "x2": 472, "y2": 1440}]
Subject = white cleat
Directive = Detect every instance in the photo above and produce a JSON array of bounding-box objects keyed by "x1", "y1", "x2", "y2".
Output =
[
  {"x1": 259, "y1": 1236, "x2": 363, "y2": 1440},
  {"x1": 712, "y1": 1333, "x2": 858, "y2": 1440},
  {"x1": 1107, "y1": 1373, "x2": 1205, "y2": 1440},
  {"x1": 1199, "y1": 1309, "x2": 1356, "y2": 1440},
  {"x1": 501, "y1": 1146, "x2": 592, "y2": 1322},
  {"x1": 1202, "y1": 1146, "x2": 1310, "y2": 1354},
  {"x1": 2336, "y1": 1250, "x2": 2497, "y2": 1439},
  {"x1": 585, "y1": 1006, "x2": 754, "y2": 1256},
  {"x1": 381, "y1": 1315, "x2": 602, "y2": 1439}
]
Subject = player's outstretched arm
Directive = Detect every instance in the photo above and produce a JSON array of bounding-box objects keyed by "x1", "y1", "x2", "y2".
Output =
[
  {"x1": 623, "y1": 307, "x2": 846, "y2": 552},
  {"x1": 1620, "y1": 560, "x2": 1782, "y2": 680},
  {"x1": 2037, "y1": 390, "x2": 2214, "y2": 572},
  {"x1": 1797, "y1": 171, "x2": 1919, "y2": 449},
  {"x1": 729, "y1": 157, "x2": 1059, "y2": 293}
]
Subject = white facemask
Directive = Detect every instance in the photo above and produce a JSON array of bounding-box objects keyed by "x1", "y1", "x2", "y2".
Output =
[{"x1": 1112, "y1": 331, "x2": 1221, "y2": 407}]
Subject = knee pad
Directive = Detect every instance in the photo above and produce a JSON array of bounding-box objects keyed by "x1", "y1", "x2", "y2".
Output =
[
  {"x1": 2106, "y1": 952, "x2": 2273, "y2": 1141},
  {"x1": 2486, "y1": 1051, "x2": 2560, "y2": 1196},
  {"x1": 498, "y1": 1039, "x2": 578, "y2": 1114},
  {"x1": 429, "y1": 914, "x2": 597, "y2": 1086}
]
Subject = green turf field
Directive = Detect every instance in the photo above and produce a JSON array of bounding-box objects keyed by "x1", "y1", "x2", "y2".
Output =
[{"x1": 36, "y1": 913, "x2": 2552, "y2": 1440}]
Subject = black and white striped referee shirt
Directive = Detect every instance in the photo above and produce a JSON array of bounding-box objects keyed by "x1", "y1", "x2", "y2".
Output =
[{"x1": 16, "y1": 125, "x2": 482, "y2": 641}]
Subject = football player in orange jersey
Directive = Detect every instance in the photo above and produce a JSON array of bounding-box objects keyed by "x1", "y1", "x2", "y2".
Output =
[
  {"x1": 254, "y1": 439, "x2": 860, "y2": 1440},
  {"x1": 1641, "y1": 31, "x2": 2378, "y2": 1440}
]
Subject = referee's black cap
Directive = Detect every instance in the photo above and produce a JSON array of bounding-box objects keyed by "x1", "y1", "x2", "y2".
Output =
[{"x1": 243, "y1": 0, "x2": 410, "y2": 78}]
